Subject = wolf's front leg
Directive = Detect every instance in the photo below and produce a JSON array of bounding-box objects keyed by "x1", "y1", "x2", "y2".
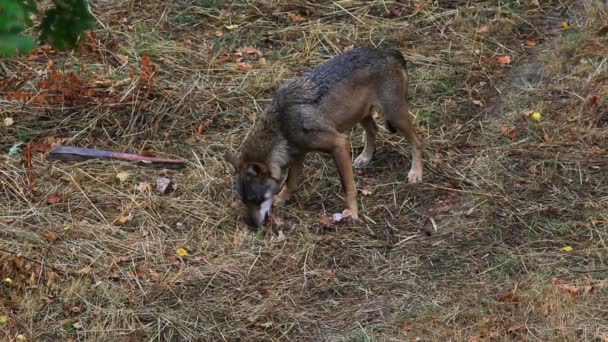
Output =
[{"x1": 274, "y1": 155, "x2": 305, "y2": 206}]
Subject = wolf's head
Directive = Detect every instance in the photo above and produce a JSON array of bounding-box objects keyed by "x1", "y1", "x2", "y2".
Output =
[{"x1": 225, "y1": 154, "x2": 280, "y2": 228}]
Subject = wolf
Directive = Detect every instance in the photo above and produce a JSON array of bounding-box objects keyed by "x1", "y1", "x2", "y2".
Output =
[{"x1": 225, "y1": 46, "x2": 423, "y2": 228}]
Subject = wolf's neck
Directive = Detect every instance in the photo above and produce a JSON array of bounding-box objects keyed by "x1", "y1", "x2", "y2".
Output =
[{"x1": 240, "y1": 121, "x2": 288, "y2": 175}]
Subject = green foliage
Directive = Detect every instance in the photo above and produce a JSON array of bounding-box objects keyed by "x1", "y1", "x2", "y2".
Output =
[{"x1": 0, "y1": 0, "x2": 94, "y2": 56}]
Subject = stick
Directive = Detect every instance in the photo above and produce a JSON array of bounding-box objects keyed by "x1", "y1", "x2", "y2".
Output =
[{"x1": 48, "y1": 146, "x2": 186, "y2": 169}]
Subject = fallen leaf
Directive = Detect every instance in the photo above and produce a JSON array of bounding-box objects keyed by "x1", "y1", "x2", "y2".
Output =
[
  {"x1": 0, "y1": 315, "x2": 8, "y2": 324},
  {"x1": 16, "y1": 334, "x2": 26, "y2": 341},
  {"x1": 500, "y1": 125, "x2": 510, "y2": 133},
  {"x1": 497, "y1": 292, "x2": 519, "y2": 302},
  {"x1": 70, "y1": 306, "x2": 85, "y2": 314},
  {"x1": 560, "y1": 246, "x2": 573, "y2": 252},
  {"x1": 596, "y1": 332, "x2": 608, "y2": 342},
  {"x1": 587, "y1": 95, "x2": 601, "y2": 107},
  {"x1": 497, "y1": 55, "x2": 511, "y2": 64},
  {"x1": 599, "y1": 25, "x2": 608, "y2": 36},
  {"x1": 75, "y1": 266, "x2": 92, "y2": 275},
  {"x1": 288, "y1": 12, "x2": 305, "y2": 22},
  {"x1": 46, "y1": 193, "x2": 61, "y2": 204},
  {"x1": 176, "y1": 247, "x2": 190, "y2": 257},
  {"x1": 236, "y1": 62, "x2": 253, "y2": 72},
  {"x1": 471, "y1": 99, "x2": 483, "y2": 107},
  {"x1": 44, "y1": 231, "x2": 59, "y2": 242},
  {"x1": 390, "y1": 5, "x2": 404, "y2": 17},
  {"x1": 321, "y1": 269, "x2": 336, "y2": 280},
  {"x1": 136, "y1": 182, "x2": 152, "y2": 192},
  {"x1": 4, "y1": 117, "x2": 14, "y2": 126},
  {"x1": 214, "y1": 31, "x2": 223, "y2": 37},
  {"x1": 116, "y1": 171, "x2": 130, "y2": 182},
  {"x1": 530, "y1": 112, "x2": 542, "y2": 121},
  {"x1": 238, "y1": 46, "x2": 262, "y2": 55},
  {"x1": 359, "y1": 188, "x2": 373, "y2": 196},
  {"x1": 117, "y1": 212, "x2": 133, "y2": 224},
  {"x1": 224, "y1": 24, "x2": 239, "y2": 30},
  {"x1": 562, "y1": 20, "x2": 571, "y2": 30},
  {"x1": 478, "y1": 26, "x2": 490, "y2": 34},
  {"x1": 543, "y1": 133, "x2": 551, "y2": 143},
  {"x1": 526, "y1": 39, "x2": 538, "y2": 46},
  {"x1": 508, "y1": 325, "x2": 522, "y2": 332}
]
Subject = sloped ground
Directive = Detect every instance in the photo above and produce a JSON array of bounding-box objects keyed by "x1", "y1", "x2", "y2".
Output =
[{"x1": 1, "y1": 1, "x2": 607, "y2": 341}]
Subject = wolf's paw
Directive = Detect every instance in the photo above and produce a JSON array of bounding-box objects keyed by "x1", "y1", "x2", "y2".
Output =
[{"x1": 407, "y1": 167, "x2": 423, "y2": 183}]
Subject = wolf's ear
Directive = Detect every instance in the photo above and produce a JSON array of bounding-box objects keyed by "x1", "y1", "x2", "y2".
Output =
[{"x1": 224, "y1": 152, "x2": 241, "y2": 173}]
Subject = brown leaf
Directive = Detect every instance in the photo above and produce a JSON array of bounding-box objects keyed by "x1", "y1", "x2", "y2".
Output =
[
  {"x1": 70, "y1": 306, "x2": 85, "y2": 314},
  {"x1": 238, "y1": 46, "x2": 262, "y2": 55},
  {"x1": 288, "y1": 12, "x2": 305, "y2": 22},
  {"x1": 75, "y1": 266, "x2": 92, "y2": 275},
  {"x1": 500, "y1": 125, "x2": 510, "y2": 133},
  {"x1": 497, "y1": 55, "x2": 511, "y2": 64},
  {"x1": 478, "y1": 26, "x2": 490, "y2": 34},
  {"x1": 321, "y1": 269, "x2": 336, "y2": 280},
  {"x1": 44, "y1": 231, "x2": 59, "y2": 242},
  {"x1": 526, "y1": 39, "x2": 538, "y2": 46},
  {"x1": 390, "y1": 5, "x2": 404, "y2": 17},
  {"x1": 587, "y1": 95, "x2": 601, "y2": 107},
  {"x1": 359, "y1": 188, "x2": 373, "y2": 196},
  {"x1": 471, "y1": 99, "x2": 483, "y2": 107},
  {"x1": 46, "y1": 193, "x2": 61, "y2": 205},
  {"x1": 214, "y1": 30, "x2": 223, "y2": 37},
  {"x1": 598, "y1": 25, "x2": 608, "y2": 36},
  {"x1": 497, "y1": 292, "x2": 519, "y2": 302},
  {"x1": 236, "y1": 62, "x2": 253, "y2": 72},
  {"x1": 117, "y1": 212, "x2": 132, "y2": 224}
]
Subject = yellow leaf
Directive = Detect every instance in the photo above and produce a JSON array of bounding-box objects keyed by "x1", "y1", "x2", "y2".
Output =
[
  {"x1": 560, "y1": 246, "x2": 573, "y2": 252},
  {"x1": 224, "y1": 24, "x2": 239, "y2": 30},
  {"x1": 531, "y1": 112, "x2": 542, "y2": 121},
  {"x1": 562, "y1": 21, "x2": 571, "y2": 30},
  {"x1": 16, "y1": 334, "x2": 26, "y2": 341},
  {"x1": 176, "y1": 247, "x2": 190, "y2": 257},
  {"x1": 116, "y1": 171, "x2": 130, "y2": 182},
  {"x1": 0, "y1": 315, "x2": 8, "y2": 324},
  {"x1": 3, "y1": 277, "x2": 12, "y2": 284}
]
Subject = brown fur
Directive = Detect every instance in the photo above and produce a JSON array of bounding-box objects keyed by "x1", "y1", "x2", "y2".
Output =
[{"x1": 226, "y1": 46, "x2": 423, "y2": 227}]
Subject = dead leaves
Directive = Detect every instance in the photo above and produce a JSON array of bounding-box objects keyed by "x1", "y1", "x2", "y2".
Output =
[
  {"x1": 551, "y1": 277, "x2": 604, "y2": 299},
  {"x1": 497, "y1": 55, "x2": 511, "y2": 64},
  {"x1": 287, "y1": 12, "x2": 305, "y2": 23}
]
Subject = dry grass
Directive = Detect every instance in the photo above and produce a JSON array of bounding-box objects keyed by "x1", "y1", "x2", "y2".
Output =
[{"x1": 1, "y1": 0, "x2": 607, "y2": 341}]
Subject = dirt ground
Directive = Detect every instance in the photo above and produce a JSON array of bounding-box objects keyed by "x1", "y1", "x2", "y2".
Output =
[{"x1": 1, "y1": 1, "x2": 607, "y2": 341}]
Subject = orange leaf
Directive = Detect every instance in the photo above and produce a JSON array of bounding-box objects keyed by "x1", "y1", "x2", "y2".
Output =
[
  {"x1": 238, "y1": 46, "x2": 262, "y2": 55},
  {"x1": 46, "y1": 193, "x2": 61, "y2": 204},
  {"x1": 497, "y1": 55, "x2": 511, "y2": 64},
  {"x1": 44, "y1": 231, "x2": 59, "y2": 242},
  {"x1": 526, "y1": 39, "x2": 538, "y2": 46},
  {"x1": 478, "y1": 26, "x2": 490, "y2": 34},
  {"x1": 288, "y1": 12, "x2": 305, "y2": 22},
  {"x1": 236, "y1": 62, "x2": 253, "y2": 72}
]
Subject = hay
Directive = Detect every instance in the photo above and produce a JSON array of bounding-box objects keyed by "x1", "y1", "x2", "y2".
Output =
[{"x1": 1, "y1": 0, "x2": 607, "y2": 340}]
